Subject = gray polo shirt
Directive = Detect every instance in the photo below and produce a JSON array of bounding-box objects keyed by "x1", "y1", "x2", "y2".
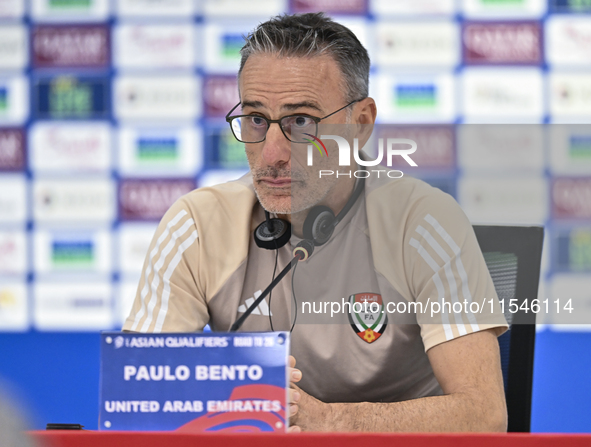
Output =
[{"x1": 124, "y1": 172, "x2": 507, "y2": 403}]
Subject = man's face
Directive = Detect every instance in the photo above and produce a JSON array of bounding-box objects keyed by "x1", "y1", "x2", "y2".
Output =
[{"x1": 238, "y1": 53, "x2": 350, "y2": 215}]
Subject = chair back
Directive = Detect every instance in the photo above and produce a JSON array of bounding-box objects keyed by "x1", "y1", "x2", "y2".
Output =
[{"x1": 473, "y1": 225, "x2": 544, "y2": 433}]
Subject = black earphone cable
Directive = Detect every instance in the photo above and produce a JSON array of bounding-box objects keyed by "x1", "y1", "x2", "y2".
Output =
[
  {"x1": 290, "y1": 260, "x2": 298, "y2": 333},
  {"x1": 268, "y1": 238, "x2": 279, "y2": 332}
]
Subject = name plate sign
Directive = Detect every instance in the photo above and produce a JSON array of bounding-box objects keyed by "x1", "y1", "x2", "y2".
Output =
[{"x1": 99, "y1": 332, "x2": 289, "y2": 432}]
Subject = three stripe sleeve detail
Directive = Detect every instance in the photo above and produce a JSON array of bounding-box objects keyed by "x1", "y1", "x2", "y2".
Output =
[
  {"x1": 130, "y1": 209, "x2": 198, "y2": 333},
  {"x1": 409, "y1": 214, "x2": 480, "y2": 340}
]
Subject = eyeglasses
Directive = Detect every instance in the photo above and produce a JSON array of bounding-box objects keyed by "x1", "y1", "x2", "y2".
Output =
[{"x1": 225, "y1": 99, "x2": 363, "y2": 144}]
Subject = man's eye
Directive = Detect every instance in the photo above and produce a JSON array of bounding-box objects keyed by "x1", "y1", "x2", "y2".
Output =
[
  {"x1": 291, "y1": 116, "x2": 314, "y2": 127},
  {"x1": 249, "y1": 116, "x2": 267, "y2": 126}
]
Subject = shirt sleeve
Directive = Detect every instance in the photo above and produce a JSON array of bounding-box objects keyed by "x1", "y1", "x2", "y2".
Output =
[
  {"x1": 403, "y1": 189, "x2": 508, "y2": 352},
  {"x1": 122, "y1": 197, "x2": 209, "y2": 333}
]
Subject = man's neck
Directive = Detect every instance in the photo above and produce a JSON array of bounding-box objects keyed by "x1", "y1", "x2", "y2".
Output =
[{"x1": 279, "y1": 175, "x2": 357, "y2": 238}]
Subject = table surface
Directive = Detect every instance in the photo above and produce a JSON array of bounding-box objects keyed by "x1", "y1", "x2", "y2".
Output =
[{"x1": 32, "y1": 431, "x2": 591, "y2": 447}]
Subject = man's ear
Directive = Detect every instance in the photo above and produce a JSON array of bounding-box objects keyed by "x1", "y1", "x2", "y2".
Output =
[
  {"x1": 355, "y1": 97, "x2": 377, "y2": 126},
  {"x1": 354, "y1": 97, "x2": 377, "y2": 146}
]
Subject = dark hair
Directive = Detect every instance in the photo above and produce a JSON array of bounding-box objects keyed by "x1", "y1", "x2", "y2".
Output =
[{"x1": 239, "y1": 13, "x2": 370, "y2": 103}]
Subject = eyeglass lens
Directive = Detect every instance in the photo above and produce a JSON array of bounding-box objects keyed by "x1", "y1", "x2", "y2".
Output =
[{"x1": 231, "y1": 115, "x2": 317, "y2": 143}]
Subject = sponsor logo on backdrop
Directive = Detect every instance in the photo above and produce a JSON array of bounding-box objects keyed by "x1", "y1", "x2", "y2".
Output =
[
  {"x1": 203, "y1": 76, "x2": 239, "y2": 118},
  {"x1": 117, "y1": 0, "x2": 195, "y2": 16},
  {"x1": 462, "y1": 69, "x2": 543, "y2": 117},
  {"x1": 119, "y1": 179, "x2": 196, "y2": 220},
  {"x1": 568, "y1": 229, "x2": 591, "y2": 271},
  {"x1": 203, "y1": 23, "x2": 253, "y2": 71},
  {"x1": 463, "y1": 22, "x2": 542, "y2": 64},
  {"x1": 0, "y1": 25, "x2": 27, "y2": 69},
  {"x1": 376, "y1": 125, "x2": 454, "y2": 169},
  {"x1": 203, "y1": 0, "x2": 283, "y2": 16},
  {"x1": 555, "y1": 228, "x2": 591, "y2": 271},
  {"x1": 31, "y1": 0, "x2": 110, "y2": 21},
  {"x1": 0, "y1": 285, "x2": 23, "y2": 311},
  {"x1": 35, "y1": 230, "x2": 111, "y2": 273},
  {"x1": 137, "y1": 137, "x2": 178, "y2": 162},
  {"x1": 0, "y1": 87, "x2": 7, "y2": 112},
  {"x1": 463, "y1": 0, "x2": 546, "y2": 17},
  {"x1": 43, "y1": 0, "x2": 98, "y2": 10},
  {"x1": 549, "y1": 126, "x2": 591, "y2": 175},
  {"x1": 0, "y1": 128, "x2": 25, "y2": 170},
  {"x1": 34, "y1": 282, "x2": 113, "y2": 330},
  {"x1": 371, "y1": 0, "x2": 455, "y2": 14},
  {"x1": 206, "y1": 128, "x2": 249, "y2": 169},
  {"x1": 218, "y1": 130, "x2": 248, "y2": 168},
  {"x1": 34, "y1": 75, "x2": 109, "y2": 119},
  {"x1": 290, "y1": 0, "x2": 367, "y2": 14},
  {"x1": 550, "y1": 0, "x2": 591, "y2": 12},
  {"x1": 114, "y1": 24, "x2": 194, "y2": 68},
  {"x1": 476, "y1": 0, "x2": 527, "y2": 5},
  {"x1": 550, "y1": 74, "x2": 591, "y2": 116},
  {"x1": 569, "y1": 135, "x2": 591, "y2": 159},
  {"x1": 376, "y1": 74, "x2": 455, "y2": 121},
  {"x1": 0, "y1": 231, "x2": 26, "y2": 274},
  {"x1": 0, "y1": 87, "x2": 7, "y2": 111},
  {"x1": 52, "y1": 240, "x2": 94, "y2": 267},
  {"x1": 0, "y1": 0, "x2": 25, "y2": 18},
  {"x1": 33, "y1": 179, "x2": 115, "y2": 223},
  {"x1": 553, "y1": 178, "x2": 591, "y2": 219},
  {"x1": 221, "y1": 33, "x2": 244, "y2": 61},
  {"x1": 118, "y1": 223, "x2": 158, "y2": 274},
  {"x1": 395, "y1": 84, "x2": 437, "y2": 110},
  {"x1": 0, "y1": 77, "x2": 28, "y2": 124},
  {"x1": 457, "y1": 125, "x2": 545, "y2": 171},
  {"x1": 118, "y1": 127, "x2": 201, "y2": 175},
  {"x1": 0, "y1": 176, "x2": 26, "y2": 223},
  {"x1": 32, "y1": 25, "x2": 109, "y2": 68},
  {"x1": 376, "y1": 22, "x2": 458, "y2": 67},
  {"x1": 0, "y1": 282, "x2": 28, "y2": 331},
  {"x1": 459, "y1": 176, "x2": 547, "y2": 224},
  {"x1": 114, "y1": 77, "x2": 199, "y2": 120},
  {"x1": 546, "y1": 17, "x2": 591, "y2": 66},
  {"x1": 30, "y1": 122, "x2": 111, "y2": 171}
]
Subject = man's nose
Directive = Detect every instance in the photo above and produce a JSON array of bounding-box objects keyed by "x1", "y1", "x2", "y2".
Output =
[{"x1": 261, "y1": 122, "x2": 291, "y2": 167}]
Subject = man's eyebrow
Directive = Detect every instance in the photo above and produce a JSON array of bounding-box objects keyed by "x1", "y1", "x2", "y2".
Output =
[
  {"x1": 241, "y1": 100, "x2": 323, "y2": 113},
  {"x1": 241, "y1": 100, "x2": 264, "y2": 109},
  {"x1": 282, "y1": 101, "x2": 323, "y2": 113}
]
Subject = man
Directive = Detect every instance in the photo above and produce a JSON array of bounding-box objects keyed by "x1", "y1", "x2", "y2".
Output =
[{"x1": 124, "y1": 13, "x2": 508, "y2": 432}]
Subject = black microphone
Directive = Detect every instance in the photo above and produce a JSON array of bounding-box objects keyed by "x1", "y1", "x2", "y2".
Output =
[{"x1": 229, "y1": 240, "x2": 314, "y2": 332}]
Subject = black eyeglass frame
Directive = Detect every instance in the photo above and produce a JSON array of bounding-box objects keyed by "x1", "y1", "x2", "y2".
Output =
[{"x1": 224, "y1": 98, "x2": 364, "y2": 144}]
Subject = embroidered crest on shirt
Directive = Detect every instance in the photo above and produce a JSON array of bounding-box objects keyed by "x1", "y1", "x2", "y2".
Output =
[{"x1": 348, "y1": 293, "x2": 387, "y2": 343}]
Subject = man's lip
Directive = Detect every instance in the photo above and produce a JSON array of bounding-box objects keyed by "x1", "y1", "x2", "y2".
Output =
[{"x1": 259, "y1": 178, "x2": 292, "y2": 186}]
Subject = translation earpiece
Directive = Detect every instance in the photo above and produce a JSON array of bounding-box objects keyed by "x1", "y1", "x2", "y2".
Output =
[
  {"x1": 302, "y1": 205, "x2": 336, "y2": 246},
  {"x1": 254, "y1": 212, "x2": 291, "y2": 250}
]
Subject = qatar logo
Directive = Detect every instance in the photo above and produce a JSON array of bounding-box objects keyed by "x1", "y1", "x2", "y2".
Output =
[{"x1": 305, "y1": 134, "x2": 418, "y2": 178}]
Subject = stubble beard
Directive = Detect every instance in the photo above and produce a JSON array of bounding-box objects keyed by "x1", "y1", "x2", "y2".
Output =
[{"x1": 250, "y1": 166, "x2": 335, "y2": 215}]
